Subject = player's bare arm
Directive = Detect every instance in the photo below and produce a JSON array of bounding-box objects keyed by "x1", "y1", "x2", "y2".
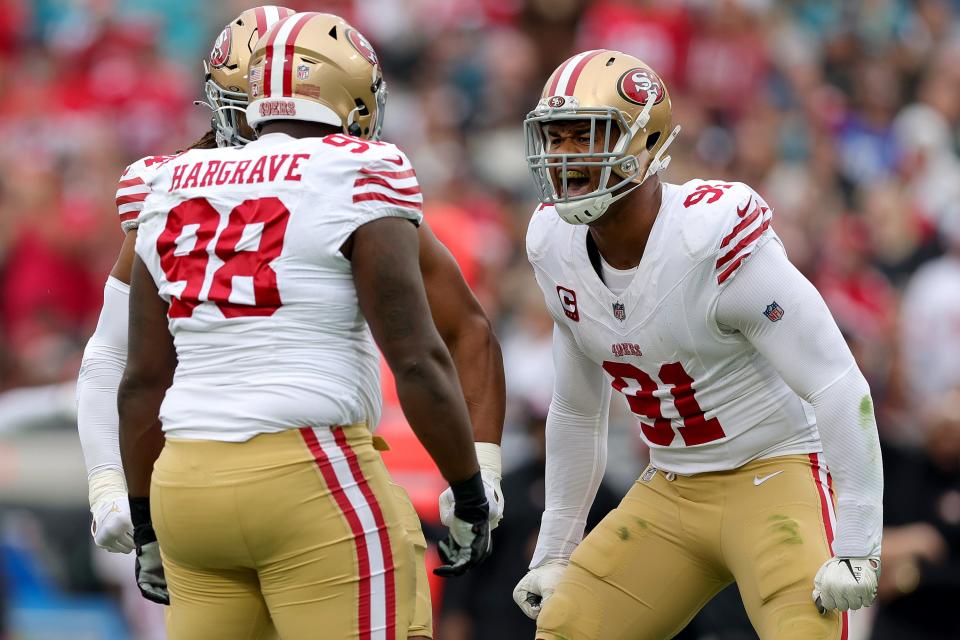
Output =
[
  {"x1": 352, "y1": 218, "x2": 480, "y2": 483},
  {"x1": 419, "y1": 222, "x2": 507, "y2": 529},
  {"x1": 108, "y1": 229, "x2": 138, "y2": 284},
  {"x1": 118, "y1": 256, "x2": 174, "y2": 498},
  {"x1": 419, "y1": 223, "x2": 504, "y2": 446},
  {"x1": 350, "y1": 215, "x2": 492, "y2": 575},
  {"x1": 117, "y1": 255, "x2": 176, "y2": 605}
]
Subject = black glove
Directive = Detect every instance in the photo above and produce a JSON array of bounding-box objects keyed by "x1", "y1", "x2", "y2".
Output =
[
  {"x1": 433, "y1": 472, "x2": 492, "y2": 577},
  {"x1": 129, "y1": 497, "x2": 169, "y2": 605}
]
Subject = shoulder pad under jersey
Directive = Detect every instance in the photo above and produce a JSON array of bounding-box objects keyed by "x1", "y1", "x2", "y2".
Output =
[{"x1": 672, "y1": 179, "x2": 774, "y2": 285}]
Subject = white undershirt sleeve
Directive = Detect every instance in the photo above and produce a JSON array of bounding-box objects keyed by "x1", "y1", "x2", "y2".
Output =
[
  {"x1": 76, "y1": 277, "x2": 130, "y2": 486},
  {"x1": 530, "y1": 322, "x2": 612, "y2": 568},
  {"x1": 715, "y1": 240, "x2": 883, "y2": 557}
]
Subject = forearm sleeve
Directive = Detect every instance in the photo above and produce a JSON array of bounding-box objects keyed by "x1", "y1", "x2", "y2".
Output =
[
  {"x1": 716, "y1": 240, "x2": 883, "y2": 557},
  {"x1": 531, "y1": 323, "x2": 611, "y2": 568},
  {"x1": 77, "y1": 277, "x2": 129, "y2": 481}
]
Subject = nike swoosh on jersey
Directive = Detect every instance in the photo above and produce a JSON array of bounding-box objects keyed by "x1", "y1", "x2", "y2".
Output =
[
  {"x1": 384, "y1": 155, "x2": 405, "y2": 166},
  {"x1": 753, "y1": 470, "x2": 784, "y2": 486}
]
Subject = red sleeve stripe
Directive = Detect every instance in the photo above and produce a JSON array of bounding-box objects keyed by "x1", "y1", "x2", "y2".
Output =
[
  {"x1": 720, "y1": 204, "x2": 765, "y2": 248},
  {"x1": 359, "y1": 168, "x2": 416, "y2": 179},
  {"x1": 117, "y1": 177, "x2": 145, "y2": 189},
  {"x1": 116, "y1": 193, "x2": 148, "y2": 206},
  {"x1": 353, "y1": 176, "x2": 421, "y2": 196},
  {"x1": 353, "y1": 192, "x2": 422, "y2": 210},
  {"x1": 715, "y1": 218, "x2": 770, "y2": 269},
  {"x1": 118, "y1": 210, "x2": 139, "y2": 222},
  {"x1": 716, "y1": 253, "x2": 750, "y2": 284}
]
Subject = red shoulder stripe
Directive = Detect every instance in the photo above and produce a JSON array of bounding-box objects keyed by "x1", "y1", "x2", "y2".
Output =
[
  {"x1": 353, "y1": 176, "x2": 421, "y2": 196},
  {"x1": 116, "y1": 193, "x2": 148, "y2": 206},
  {"x1": 117, "y1": 177, "x2": 146, "y2": 189},
  {"x1": 353, "y1": 192, "x2": 422, "y2": 210},
  {"x1": 717, "y1": 253, "x2": 750, "y2": 284},
  {"x1": 720, "y1": 204, "x2": 763, "y2": 248},
  {"x1": 716, "y1": 218, "x2": 770, "y2": 269},
  {"x1": 359, "y1": 168, "x2": 416, "y2": 179}
]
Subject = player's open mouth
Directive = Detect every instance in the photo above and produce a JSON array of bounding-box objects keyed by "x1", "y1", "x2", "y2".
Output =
[{"x1": 558, "y1": 169, "x2": 592, "y2": 196}]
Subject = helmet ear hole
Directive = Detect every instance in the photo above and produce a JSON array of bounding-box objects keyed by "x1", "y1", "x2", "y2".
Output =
[{"x1": 645, "y1": 131, "x2": 661, "y2": 151}]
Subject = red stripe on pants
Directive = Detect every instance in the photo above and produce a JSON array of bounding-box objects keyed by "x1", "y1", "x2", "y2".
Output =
[
  {"x1": 333, "y1": 427, "x2": 396, "y2": 640},
  {"x1": 300, "y1": 427, "x2": 373, "y2": 639},
  {"x1": 809, "y1": 453, "x2": 848, "y2": 640}
]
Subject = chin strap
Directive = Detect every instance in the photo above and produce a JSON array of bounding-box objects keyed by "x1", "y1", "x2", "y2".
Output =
[{"x1": 642, "y1": 124, "x2": 681, "y2": 182}]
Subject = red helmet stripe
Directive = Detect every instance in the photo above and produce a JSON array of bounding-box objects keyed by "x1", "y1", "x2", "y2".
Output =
[
  {"x1": 562, "y1": 49, "x2": 603, "y2": 95},
  {"x1": 282, "y1": 13, "x2": 315, "y2": 97},
  {"x1": 254, "y1": 7, "x2": 268, "y2": 39},
  {"x1": 261, "y1": 15, "x2": 286, "y2": 98},
  {"x1": 547, "y1": 65, "x2": 565, "y2": 96},
  {"x1": 547, "y1": 50, "x2": 602, "y2": 97},
  {"x1": 263, "y1": 12, "x2": 311, "y2": 98}
]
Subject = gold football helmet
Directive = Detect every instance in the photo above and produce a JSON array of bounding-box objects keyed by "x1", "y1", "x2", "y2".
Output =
[
  {"x1": 245, "y1": 12, "x2": 386, "y2": 140},
  {"x1": 204, "y1": 5, "x2": 296, "y2": 147},
  {"x1": 524, "y1": 50, "x2": 680, "y2": 224}
]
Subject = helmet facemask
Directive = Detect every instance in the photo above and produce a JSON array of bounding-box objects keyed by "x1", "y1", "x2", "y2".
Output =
[
  {"x1": 524, "y1": 91, "x2": 679, "y2": 225},
  {"x1": 202, "y1": 61, "x2": 254, "y2": 147}
]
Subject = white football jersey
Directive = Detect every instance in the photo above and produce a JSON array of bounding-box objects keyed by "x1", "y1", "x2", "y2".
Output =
[
  {"x1": 527, "y1": 180, "x2": 821, "y2": 474},
  {"x1": 134, "y1": 132, "x2": 423, "y2": 441}
]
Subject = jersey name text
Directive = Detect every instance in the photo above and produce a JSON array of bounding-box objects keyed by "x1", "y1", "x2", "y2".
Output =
[{"x1": 169, "y1": 153, "x2": 311, "y2": 191}]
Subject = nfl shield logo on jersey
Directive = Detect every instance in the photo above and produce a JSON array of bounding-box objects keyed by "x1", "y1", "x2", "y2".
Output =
[
  {"x1": 763, "y1": 301, "x2": 784, "y2": 322},
  {"x1": 613, "y1": 301, "x2": 626, "y2": 322}
]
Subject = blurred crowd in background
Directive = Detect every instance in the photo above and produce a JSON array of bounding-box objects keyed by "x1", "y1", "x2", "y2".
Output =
[{"x1": 1, "y1": 0, "x2": 959, "y2": 638}]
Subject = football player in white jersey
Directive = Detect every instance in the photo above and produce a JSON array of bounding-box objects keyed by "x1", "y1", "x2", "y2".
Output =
[
  {"x1": 118, "y1": 12, "x2": 493, "y2": 640},
  {"x1": 511, "y1": 50, "x2": 883, "y2": 640},
  {"x1": 77, "y1": 4, "x2": 296, "y2": 557},
  {"x1": 78, "y1": 8, "x2": 505, "y2": 637}
]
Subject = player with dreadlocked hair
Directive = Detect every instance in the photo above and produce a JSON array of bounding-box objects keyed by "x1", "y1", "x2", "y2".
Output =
[{"x1": 75, "y1": 1, "x2": 295, "y2": 588}]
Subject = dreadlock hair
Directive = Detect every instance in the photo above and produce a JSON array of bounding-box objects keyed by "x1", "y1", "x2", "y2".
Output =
[{"x1": 184, "y1": 128, "x2": 218, "y2": 151}]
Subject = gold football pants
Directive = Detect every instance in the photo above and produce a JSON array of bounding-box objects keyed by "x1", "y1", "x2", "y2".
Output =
[
  {"x1": 536, "y1": 454, "x2": 847, "y2": 640},
  {"x1": 151, "y1": 424, "x2": 425, "y2": 640}
]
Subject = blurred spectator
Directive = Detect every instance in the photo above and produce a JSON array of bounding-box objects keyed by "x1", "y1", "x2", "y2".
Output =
[
  {"x1": 577, "y1": 0, "x2": 691, "y2": 86},
  {"x1": 899, "y1": 213, "x2": 960, "y2": 410},
  {"x1": 873, "y1": 391, "x2": 960, "y2": 639}
]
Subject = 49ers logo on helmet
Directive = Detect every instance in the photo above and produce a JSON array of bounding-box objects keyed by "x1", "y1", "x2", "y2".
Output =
[
  {"x1": 210, "y1": 26, "x2": 232, "y2": 68},
  {"x1": 617, "y1": 68, "x2": 665, "y2": 106},
  {"x1": 346, "y1": 28, "x2": 378, "y2": 66}
]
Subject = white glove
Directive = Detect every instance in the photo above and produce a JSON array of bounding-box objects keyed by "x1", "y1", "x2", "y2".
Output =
[
  {"x1": 440, "y1": 443, "x2": 503, "y2": 530},
  {"x1": 512, "y1": 559, "x2": 567, "y2": 619},
  {"x1": 88, "y1": 468, "x2": 135, "y2": 554},
  {"x1": 812, "y1": 556, "x2": 881, "y2": 613},
  {"x1": 434, "y1": 514, "x2": 492, "y2": 577}
]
